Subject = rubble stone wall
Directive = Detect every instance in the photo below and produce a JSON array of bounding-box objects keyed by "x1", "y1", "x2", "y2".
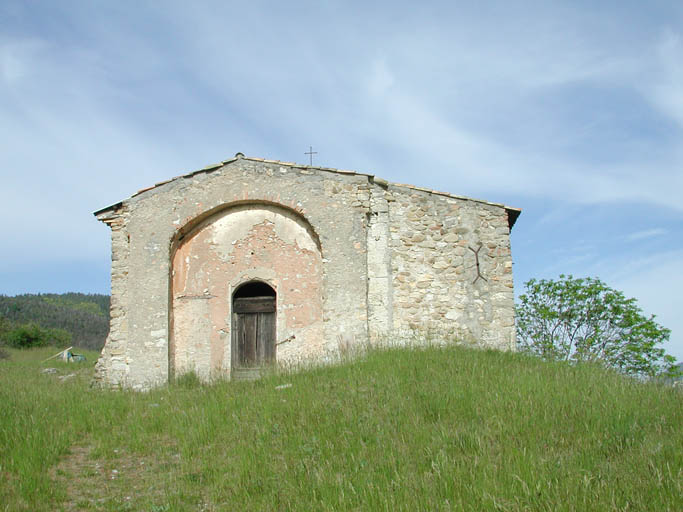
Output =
[{"x1": 386, "y1": 187, "x2": 516, "y2": 348}]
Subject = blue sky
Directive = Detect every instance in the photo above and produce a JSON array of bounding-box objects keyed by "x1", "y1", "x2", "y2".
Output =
[{"x1": 1, "y1": 1, "x2": 682, "y2": 361}]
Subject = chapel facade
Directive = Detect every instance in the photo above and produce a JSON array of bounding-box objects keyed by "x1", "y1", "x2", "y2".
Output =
[{"x1": 94, "y1": 154, "x2": 520, "y2": 389}]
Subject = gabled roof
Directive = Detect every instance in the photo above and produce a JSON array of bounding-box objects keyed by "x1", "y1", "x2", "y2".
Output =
[{"x1": 94, "y1": 153, "x2": 521, "y2": 228}]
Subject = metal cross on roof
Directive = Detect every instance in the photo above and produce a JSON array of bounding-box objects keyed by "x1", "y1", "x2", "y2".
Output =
[{"x1": 305, "y1": 146, "x2": 318, "y2": 166}]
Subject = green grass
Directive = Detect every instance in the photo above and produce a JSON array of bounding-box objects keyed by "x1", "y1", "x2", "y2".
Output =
[{"x1": 1, "y1": 344, "x2": 681, "y2": 511}]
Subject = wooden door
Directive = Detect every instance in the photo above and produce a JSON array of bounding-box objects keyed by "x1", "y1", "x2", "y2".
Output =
[{"x1": 232, "y1": 296, "x2": 276, "y2": 377}]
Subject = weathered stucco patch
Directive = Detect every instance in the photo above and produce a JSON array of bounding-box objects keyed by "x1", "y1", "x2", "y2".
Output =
[{"x1": 171, "y1": 204, "x2": 323, "y2": 380}]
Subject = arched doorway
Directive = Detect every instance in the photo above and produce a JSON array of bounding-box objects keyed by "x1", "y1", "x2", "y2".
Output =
[{"x1": 231, "y1": 281, "x2": 276, "y2": 380}]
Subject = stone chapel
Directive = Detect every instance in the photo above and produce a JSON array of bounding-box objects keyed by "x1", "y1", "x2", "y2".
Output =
[{"x1": 93, "y1": 154, "x2": 520, "y2": 389}]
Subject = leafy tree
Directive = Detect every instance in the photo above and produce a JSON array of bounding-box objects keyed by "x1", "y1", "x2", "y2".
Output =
[{"x1": 516, "y1": 275, "x2": 675, "y2": 377}]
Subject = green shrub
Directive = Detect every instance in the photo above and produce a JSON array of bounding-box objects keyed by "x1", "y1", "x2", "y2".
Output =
[{"x1": 2, "y1": 322, "x2": 71, "y2": 349}]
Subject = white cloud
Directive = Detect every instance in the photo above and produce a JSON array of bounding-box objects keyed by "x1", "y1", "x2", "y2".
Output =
[
  {"x1": 75, "y1": 1, "x2": 678, "y2": 215},
  {"x1": 0, "y1": 38, "x2": 46, "y2": 85},
  {"x1": 624, "y1": 228, "x2": 667, "y2": 242},
  {"x1": 648, "y1": 29, "x2": 683, "y2": 128}
]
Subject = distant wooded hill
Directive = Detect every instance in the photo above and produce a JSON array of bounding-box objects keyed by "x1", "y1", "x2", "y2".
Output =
[{"x1": 0, "y1": 293, "x2": 109, "y2": 350}]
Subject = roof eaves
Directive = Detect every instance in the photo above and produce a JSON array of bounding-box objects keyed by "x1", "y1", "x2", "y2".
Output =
[
  {"x1": 93, "y1": 201, "x2": 123, "y2": 218},
  {"x1": 506, "y1": 207, "x2": 522, "y2": 229}
]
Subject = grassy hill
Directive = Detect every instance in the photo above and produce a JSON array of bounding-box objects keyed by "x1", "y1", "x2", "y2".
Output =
[
  {"x1": 0, "y1": 344, "x2": 681, "y2": 511},
  {"x1": 0, "y1": 293, "x2": 109, "y2": 350}
]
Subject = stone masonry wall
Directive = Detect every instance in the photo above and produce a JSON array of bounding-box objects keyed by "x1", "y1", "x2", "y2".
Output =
[
  {"x1": 385, "y1": 186, "x2": 515, "y2": 348},
  {"x1": 94, "y1": 156, "x2": 517, "y2": 389}
]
